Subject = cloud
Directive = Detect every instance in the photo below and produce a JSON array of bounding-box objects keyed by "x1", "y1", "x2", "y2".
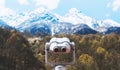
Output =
[
  {"x1": 112, "y1": 0, "x2": 120, "y2": 11},
  {"x1": 17, "y1": 0, "x2": 30, "y2": 5},
  {"x1": 0, "y1": 8, "x2": 16, "y2": 16},
  {"x1": 107, "y1": 0, "x2": 120, "y2": 12},
  {"x1": 105, "y1": 14, "x2": 110, "y2": 17},
  {"x1": 0, "y1": 0, "x2": 15, "y2": 16},
  {"x1": 0, "y1": 0, "x2": 5, "y2": 9},
  {"x1": 34, "y1": 0, "x2": 60, "y2": 10}
]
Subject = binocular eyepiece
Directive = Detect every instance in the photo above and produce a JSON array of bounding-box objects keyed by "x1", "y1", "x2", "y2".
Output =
[
  {"x1": 61, "y1": 47, "x2": 67, "y2": 52},
  {"x1": 53, "y1": 46, "x2": 67, "y2": 52}
]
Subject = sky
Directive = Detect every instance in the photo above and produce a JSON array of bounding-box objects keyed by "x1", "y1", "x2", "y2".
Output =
[{"x1": 0, "y1": 0, "x2": 120, "y2": 23}]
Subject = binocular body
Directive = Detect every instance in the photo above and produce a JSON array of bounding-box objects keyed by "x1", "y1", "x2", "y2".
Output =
[{"x1": 45, "y1": 37, "x2": 75, "y2": 66}]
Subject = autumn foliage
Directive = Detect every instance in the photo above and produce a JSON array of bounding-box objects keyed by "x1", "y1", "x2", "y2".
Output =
[
  {"x1": 0, "y1": 27, "x2": 46, "y2": 70},
  {"x1": 34, "y1": 34, "x2": 120, "y2": 70},
  {"x1": 0, "y1": 27, "x2": 120, "y2": 70}
]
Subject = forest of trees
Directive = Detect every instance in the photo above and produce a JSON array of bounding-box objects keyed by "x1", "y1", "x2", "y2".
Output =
[
  {"x1": 0, "y1": 27, "x2": 120, "y2": 70},
  {"x1": 0, "y1": 27, "x2": 46, "y2": 70},
  {"x1": 31, "y1": 34, "x2": 120, "y2": 70}
]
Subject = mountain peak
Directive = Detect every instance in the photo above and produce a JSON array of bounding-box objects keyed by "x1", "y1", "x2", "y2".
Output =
[
  {"x1": 69, "y1": 8, "x2": 80, "y2": 14},
  {"x1": 31, "y1": 7, "x2": 48, "y2": 14},
  {"x1": 61, "y1": 8, "x2": 87, "y2": 25}
]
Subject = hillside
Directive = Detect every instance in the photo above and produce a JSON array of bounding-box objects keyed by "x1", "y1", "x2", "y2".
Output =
[
  {"x1": 0, "y1": 26, "x2": 120, "y2": 70},
  {"x1": 0, "y1": 27, "x2": 46, "y2": 70},
  {"x1": 30, "y1": 34, "x2": 120, "y2": 70}
]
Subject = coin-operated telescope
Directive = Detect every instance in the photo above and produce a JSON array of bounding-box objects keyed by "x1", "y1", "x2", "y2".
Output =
[{"x1": 45, "y1": 37, "x2": 75, "y2": 70}]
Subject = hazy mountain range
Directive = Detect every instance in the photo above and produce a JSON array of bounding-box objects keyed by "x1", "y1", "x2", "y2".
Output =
[{"x1": 0, "y1": 7, "x2": 120, "y2": 36}]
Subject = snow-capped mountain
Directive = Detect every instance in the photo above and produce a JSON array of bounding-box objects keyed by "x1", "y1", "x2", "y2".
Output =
[
  {"x1": 0, "y1": 7, "x2": 120, "y2": 35},
  {"x1": 58, "y1": 8, "x2": 120, "y2": 32},
  {"x1": 17, "y1": 7, "x2": 59, "y2": 27},
  {"x1": 52, "y1": 22, "x2": 97, "y2": 35},
  {"x1": 17, "y1": 8, "x2": 99, "y2": 35},
  {"x1": 16, "y1": 7, "x2": 59, "y2": 36}
]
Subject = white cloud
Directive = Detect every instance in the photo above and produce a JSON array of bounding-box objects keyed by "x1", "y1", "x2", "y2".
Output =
[
  {"x1": 0, "y1": 0, "x2": 15, "y2": 16},
  {"x1": 34, "y1": 0, "x2": 60, "y2": 10},
  {"x1": 107, "y1": 0, "x2": 120, "y2": 12},
  {"x1": 17, "y1": 0, "x2": 30, "y2": 5},
  {"x1": 0, "y1": 8, "x2": 15, "y2": 16},
  {"x1": 112, "y1": 0, "x2": 120, "y2": 11},
  {"x1": 0, "y1": 0, "x2": 5, "y2": 9},
  {"x1": 105, "y1": 14, "x2": 110, "y2": 17}
]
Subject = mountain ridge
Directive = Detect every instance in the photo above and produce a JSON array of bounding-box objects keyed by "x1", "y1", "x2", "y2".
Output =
[{"x1": 0, "y1": 7, "x2": 120, "y2": 35}]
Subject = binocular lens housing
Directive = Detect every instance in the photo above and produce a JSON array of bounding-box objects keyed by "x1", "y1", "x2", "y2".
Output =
[
  {"x1": 45, "y1": 37, "x2": 75, "y2": 66},
  {"x1": 54, "y1": 48, "x2": 59, "y2": 52},
  {"x1": 61, "y1": 47, "x2": 66, "y2": 52}
]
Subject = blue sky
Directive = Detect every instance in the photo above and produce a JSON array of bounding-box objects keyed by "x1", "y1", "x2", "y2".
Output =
[{"x1": 0, "y1": 0, "x2": 120, "y2": 22}]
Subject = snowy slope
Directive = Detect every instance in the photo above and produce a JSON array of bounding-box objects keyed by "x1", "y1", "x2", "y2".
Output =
[
  {"x1": 71, "y1": 24, "x2": 97, "y2": 34},
  {"x1": 0, "y1": 11, "x2": 27, "y2": 27},
  {"x1": 19, "y1": 7, "x2": 58, "y2": 24},
  {"x1": 0, "y1": 19, "x2": 10, "y2": 28},
  {"x1": 105, "y1": 27, "x2": 120, "y2": 34},
  {"x1": 51, "y1": 22, "x2": 73, "y2": 35}
]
